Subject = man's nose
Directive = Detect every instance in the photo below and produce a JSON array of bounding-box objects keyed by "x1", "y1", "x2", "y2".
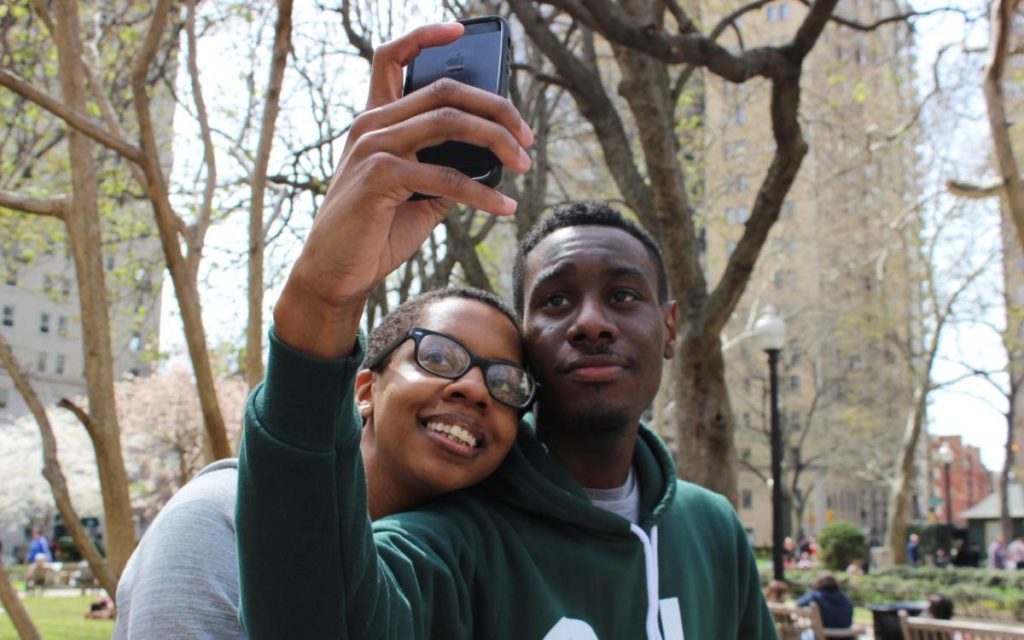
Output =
[
  {"x1": 442, "y1": 365, "x2": 490, "y2": 410},
  {"x1": 568, "y1": 296, "x2": 618, "y2": 345}
]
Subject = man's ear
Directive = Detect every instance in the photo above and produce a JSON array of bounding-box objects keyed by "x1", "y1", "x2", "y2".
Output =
[
  {"x1": 355, "y1": 369, "x2": 376, "y2": 417},
  {"x1": 662, "y1": 300, "x2": 678, "y2": 360}
]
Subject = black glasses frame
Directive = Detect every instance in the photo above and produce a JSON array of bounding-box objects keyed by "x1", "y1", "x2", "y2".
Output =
[{"x1": 364, "y1": 327, "x2": 537, "y2": 410}]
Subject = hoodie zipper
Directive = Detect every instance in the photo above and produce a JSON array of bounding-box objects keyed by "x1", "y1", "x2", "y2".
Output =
[{"x1": 630, "y1": 523, "x2": 663, "y2": 640}]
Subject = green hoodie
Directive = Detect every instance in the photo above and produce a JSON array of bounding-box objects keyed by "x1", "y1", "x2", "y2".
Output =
[{"x1": 237, "y1": 331, "x2": 777, "y2": 639}]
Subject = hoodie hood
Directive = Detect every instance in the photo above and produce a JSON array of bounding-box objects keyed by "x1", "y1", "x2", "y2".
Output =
[{"x1": 476, "y1": 419, "x2": 678, "y2": 534}]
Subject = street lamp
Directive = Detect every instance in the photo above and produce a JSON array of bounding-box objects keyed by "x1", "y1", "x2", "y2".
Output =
[
  {"x1": 935, "y1": 442, "x2": 954, "y2": 557},
  {"x1": 755, "y1": 305, "x2": 786, "y2": 581}
]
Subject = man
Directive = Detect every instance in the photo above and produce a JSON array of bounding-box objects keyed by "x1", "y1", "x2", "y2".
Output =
[
  {"x1": 113, "y1": 460, "x2": 242, "y2": 639},
  {"x1": 24, "y1": 529, "x2": 52, "y2": 564},
  {"x1": 236, "y1": 21, "x2": 774, "y2": 639},
  {"x1": 906, "y1": 533, "x2": 920, "y2": 567},
  {"x1": 1007, "y1": 535, "x2": 1024, "y2": 570}
]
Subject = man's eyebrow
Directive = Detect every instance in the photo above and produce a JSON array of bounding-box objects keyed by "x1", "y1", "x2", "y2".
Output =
[
  {"x1": 529, "y1": 263, "x2": 651, "y2": 294},
  {"x1": 528, "y1": 262, "x2": 576, "y2": 293}
]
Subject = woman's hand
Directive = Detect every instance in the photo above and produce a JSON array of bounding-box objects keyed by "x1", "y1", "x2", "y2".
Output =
[{"x1": 274, "y1": 22, "x2": 533, "y2": 358}]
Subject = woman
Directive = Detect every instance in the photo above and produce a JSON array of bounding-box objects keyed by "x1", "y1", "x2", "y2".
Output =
[{"x1": 113, "y1": 287, "x2": 534, "y2": 639}]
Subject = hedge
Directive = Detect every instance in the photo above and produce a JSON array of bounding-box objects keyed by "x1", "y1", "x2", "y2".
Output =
[{"x1": 761, "y1": 566, "x2": 1024, "y2": 622}]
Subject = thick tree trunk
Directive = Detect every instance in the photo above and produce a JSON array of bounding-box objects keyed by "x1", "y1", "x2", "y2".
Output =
[
  {"x1": 885, "y1": 383, "x2": 928, "y2": 564},
  {"x1": 53, "y1": 0, "x2": 135, "y2": 578},
  {"x1": 982, "y1": 0, "x2": 1024, "y2": 253},
  {"x1": 0, "y1": 557, "x2": 41, "y2": 640},
  {"x1": 673, "y1": 336, "x2": 738, "y2": 500}
]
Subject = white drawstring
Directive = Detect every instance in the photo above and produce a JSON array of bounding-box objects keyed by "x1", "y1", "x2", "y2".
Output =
[{"x1": 630, "y1": 524, "x2": 662, "y2": 640}]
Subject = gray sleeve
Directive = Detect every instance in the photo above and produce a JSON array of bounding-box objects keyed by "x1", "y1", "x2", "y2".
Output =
[{"x1": 114, "y1": 461, "x2": 244, "y2": 640}]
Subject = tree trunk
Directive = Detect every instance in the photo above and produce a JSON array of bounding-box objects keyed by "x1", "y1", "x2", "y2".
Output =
[
  {"x1": 982, "y1": 0, "x2": 1024, "y2": 254},
  {"x1": 885, "y1": 383, "x2": 928, "y2": 564},
  {"x1": 673, "y1": 335, "x2": 738, "y2": 499},
  {"x1": 246, "y1": 0, "x2": 294, "y2": 389},
  {"x1": 131, "y1": 0, "x2": 232, "y2": 460},
  {"x1": 0, "y1": 557, "x2": 41, "y2": 640},
  {"x1": 0, "y1": 337, "x2": 119, "y2": 600},
  {"x1": 1000, "y1": 374, "x2": 1018, "y2": 543},
  {"x1": 53, "y1": 0, "x2": 135, "y2": 578}
]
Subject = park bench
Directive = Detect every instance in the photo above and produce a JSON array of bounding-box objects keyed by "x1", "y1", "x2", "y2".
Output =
[
  {"x1": 899, "y1": 610, "x2": 1024, "y2": 639},
  {"x1": 769, "y1": 601, "x2": 866, "y2": 639}
]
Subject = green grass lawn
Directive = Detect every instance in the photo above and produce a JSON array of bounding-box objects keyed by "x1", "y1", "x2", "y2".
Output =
[{"x1": 0, "y1": 595, "x2": 114, "y2": 640}]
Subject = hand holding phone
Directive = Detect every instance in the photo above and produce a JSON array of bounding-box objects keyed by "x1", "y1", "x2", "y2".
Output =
[{"x1": 403, "y1": 16, "x2": 512, "y2": 191}]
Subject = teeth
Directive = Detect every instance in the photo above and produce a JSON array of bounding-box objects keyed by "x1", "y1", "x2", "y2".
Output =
[{"x1": 425, "y1": 421, "x2": 479, "y2": 448}]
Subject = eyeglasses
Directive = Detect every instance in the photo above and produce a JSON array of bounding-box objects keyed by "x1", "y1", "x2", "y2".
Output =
[{"x1": 364, "y1": 327, "x2": 537, "y2": 410}]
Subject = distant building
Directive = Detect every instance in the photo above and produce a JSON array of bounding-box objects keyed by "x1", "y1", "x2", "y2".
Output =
[
  {"x1": 959, "y1": 484, "x2": 1024, "y2": 548},
  {"x1": 703, "y1": 1, "x2": 923, "y2": 545},
  {"x1": 929, "y1": 436, "x2": 994, "y2": 527}
]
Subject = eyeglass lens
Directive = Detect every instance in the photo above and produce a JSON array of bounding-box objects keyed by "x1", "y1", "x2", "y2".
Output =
[{"x1": 417, "y1": 333, "x2": 533, "y2": 408}]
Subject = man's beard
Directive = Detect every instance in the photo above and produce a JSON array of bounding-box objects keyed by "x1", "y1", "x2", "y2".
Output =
[{"x1": 553, "y1": 401, "x2": 632, "y2": 438}]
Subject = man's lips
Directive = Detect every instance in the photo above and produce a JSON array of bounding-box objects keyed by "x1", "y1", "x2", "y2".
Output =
[{"x1": 563, "y1": 354, "x2": 629, "y2": 383}]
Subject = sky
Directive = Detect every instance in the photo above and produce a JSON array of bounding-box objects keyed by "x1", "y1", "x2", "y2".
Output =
[{"x1": 159, "y1": 1, "x2": 1013, "y2": 473}]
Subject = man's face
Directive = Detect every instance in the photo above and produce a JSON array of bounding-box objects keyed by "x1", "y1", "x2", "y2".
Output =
[{"x1": 521, "y1": 225, "x2": 676, "y2": 434}]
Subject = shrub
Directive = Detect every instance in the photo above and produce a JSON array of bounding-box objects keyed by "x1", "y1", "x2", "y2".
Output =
[
  {"x1": 761, "y1": 566, "x2": 1024, "y2": 622},
  {"x1": 817, "y1": 521, "x2": 866, "y2": 571}
]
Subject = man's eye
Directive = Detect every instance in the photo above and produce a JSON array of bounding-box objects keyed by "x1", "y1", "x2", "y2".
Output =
[
  {"x1": 611, "y1": 289, "x2": 638, "y2": 303},
  {"x1": 540, "y1": 294, "x2": 570, "y2": 309}
]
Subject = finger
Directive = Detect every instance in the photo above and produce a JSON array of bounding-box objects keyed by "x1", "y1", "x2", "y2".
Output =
[
  {"x1": 357, "y1": 77, "x2": 533, "y2": 149},
  {"x1": 392, "y1": 156, "x2": 517, "y2": 216},
  {"x1": 357, "y1": 107, "x2": 531, "y2": 174},
  {"x1": 367, "y1": 22, "x2": 464, "y2": 110}
]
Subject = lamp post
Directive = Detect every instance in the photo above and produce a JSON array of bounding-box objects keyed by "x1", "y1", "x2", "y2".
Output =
[
  {"x1": 935, "y1": 442, "x2": 954, "y2": 557},
  {"x1": 755, "y1": 305, "x2": 786, "y2": 581}
]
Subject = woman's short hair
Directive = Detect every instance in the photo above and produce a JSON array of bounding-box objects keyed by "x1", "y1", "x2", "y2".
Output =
[{"x1": 364, "y1": 287, "x2": 520, "y2": 372}]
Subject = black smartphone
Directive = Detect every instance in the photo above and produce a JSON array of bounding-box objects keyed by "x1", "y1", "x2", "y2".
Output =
[{"x1": 403, "y1": 16, "x2": 512, "y2": 193}]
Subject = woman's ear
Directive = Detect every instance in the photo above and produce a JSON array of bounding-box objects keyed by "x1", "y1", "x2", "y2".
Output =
[{"x1": 355, "y1": 369, "x2": 375, "y2": 417}]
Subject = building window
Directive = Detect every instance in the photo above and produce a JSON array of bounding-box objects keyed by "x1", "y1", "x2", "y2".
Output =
[
  {"x1": 58, "y1": 316, "x2": 68, "y2": 336},
  {"x1": 2, "y1": 306, "x2": 13, "y2": 327},
  {"x1": 37, "y1": 352, "x2": 47, "y2": 373},
  {"x1": 55, "y1": 354, "x2": 66, "y2": 376},
  {"x1": 736, "y1": 175, "x2": 749, "y2": 192},
  {"x1": 734, "y1": 105, "x2": 746, "y2": 125},
  {"x1": 105, "y1": 255, "x2": 115, "y2": 270},
  {"x1": 741, "y1": 490, "x2": 753, "y2": 510},
  {"x1": 129, "y1": 333, "x2": 143, "y2": 352},
  {"x1": 40, "y1": 313, "x2": 50, "y2": 334},
  {"x1": 790, "y1": 375, "x2": 801, "y2": 391},
  {"x1": 766, "y1": 6, "x2": 776, "y2": 20},
  {"x1": 781, "y1": 200, "x2": 796, "y2": 219},
  {"x1": 779, "y1": 3, "x2": 789, "y2": 20}
]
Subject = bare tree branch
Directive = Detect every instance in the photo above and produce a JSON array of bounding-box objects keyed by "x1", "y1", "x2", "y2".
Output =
[
  {"x1": 0, "y1": 66, "x2": 144, "y2": 163},
  {"x1": 0, "y1": 189, "x2": 69, "y2": 219},
  {"x1": 0, "y1": 335, "x2": 118, "y2": 600}
]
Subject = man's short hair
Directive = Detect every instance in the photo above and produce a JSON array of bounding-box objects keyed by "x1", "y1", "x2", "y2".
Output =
[
  {"x1": 512, "y1": 201, "x2": 668, "y2": 314},
  {"x1": 364, "y1": 287, "x2": 520, "y2": 372},
  {"x1": 814, "y1": 572, "x2": 840, "y2": 592}
]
